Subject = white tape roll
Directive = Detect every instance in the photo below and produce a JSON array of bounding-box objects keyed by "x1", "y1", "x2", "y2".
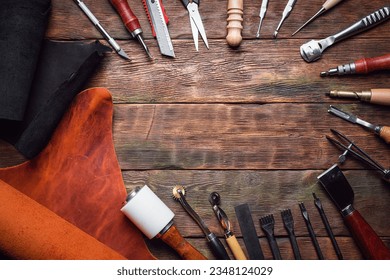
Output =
[{"x1": 121, "y1": 185, "x2": 174, "y2": 239}]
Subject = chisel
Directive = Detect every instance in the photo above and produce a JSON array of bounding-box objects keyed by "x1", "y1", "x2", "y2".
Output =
[
  {"x1": 109, "y1": 0, "x2": 152, "y2": 58},
  {"x1": 328, "y1": 105, "x2": 390, "y2": 144},
  {"x1": 74, "y1": 0, "x2": 130, "y2": 60},
  {"x1": 327, "y1": 89, "x2": 390, "y2": 106},
  {"x1": 321, "y1": 53, "x2": 390, "y2": 77}
]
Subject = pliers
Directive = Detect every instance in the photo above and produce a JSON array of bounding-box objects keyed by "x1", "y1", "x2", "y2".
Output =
[{"x1": 180, "y1": 0, "x2": 209, "y2": 51}]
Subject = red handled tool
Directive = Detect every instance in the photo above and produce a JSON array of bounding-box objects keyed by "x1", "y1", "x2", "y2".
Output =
[
  {"x1": 321, "y1": 53, "x2": 390, "y2": 76},
  {"x1": 110, "y1": 0, "x2": 152, "y2": 58}
]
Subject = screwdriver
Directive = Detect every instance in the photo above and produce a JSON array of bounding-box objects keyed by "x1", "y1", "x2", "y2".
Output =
[
  {"x1": 327, "y1": 89, "x2": 390, "y2": 106},
  {"x1": 292, "y1": 0, "x2": 344, "y2": 36},
  {"x1": 328, "y1": 105, "x2": 390, "y2": 144},
  {"x1": 321, "y1": 53, "x2": 390, "y2": 77},
  {"x1": 109, "y1": 0, "x2": 152, "y2": 58}
]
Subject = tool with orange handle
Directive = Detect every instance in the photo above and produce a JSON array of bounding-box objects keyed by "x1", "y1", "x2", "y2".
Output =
[
  {"x1": 109, "y1": 0, "x2": 152, "y2": 58},
  {"x1": 226, "y1": 0, "x2": 243, "y2": 47},
  {"x1": 327, "y1": 89, "x2": 390, "y2": 106},
  {"x1": 321, "y1": 53, "x2": 390, "y2": 76},
  {"x1": 328, "y1": 105, "x2": 390, "y2": 144}
]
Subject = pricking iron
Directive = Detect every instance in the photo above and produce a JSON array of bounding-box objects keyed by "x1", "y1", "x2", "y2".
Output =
[
  {"x1": 300, "y1": 6, "x2": 390, "y2": 62},
  {"x1": 121, "y1": 185, "x2": 206, "y2": 259},
  {"x1": 317, "y1": 165, "x2": 390, "y2": 259},
  {"x1": 172, "y1": 186, "x2": 230, "y2": 260}
]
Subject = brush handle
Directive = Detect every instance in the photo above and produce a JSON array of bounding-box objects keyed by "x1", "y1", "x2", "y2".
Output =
[
  {"x1": 226, "y1": 235, "x2": 247, "y2": 260},
  {"x1": 159, "y1": 225, "x2": 207, "y2": 260},
  {"x1": 344, "y1": 209, "x2": 390, "y2": 259},
  {"x1": 226, "y1": 0, "x2": 243, "y2": 47}
]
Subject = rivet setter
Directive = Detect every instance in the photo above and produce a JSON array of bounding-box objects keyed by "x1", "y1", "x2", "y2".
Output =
[
  {"x1": 109, "y1": 0, "x2": 152, "y2": 58},
  {"x1": 328, "y1": 105, "x2": 390, "y2": 144},
  {"x1": 256, "y1": 0, "x2": 269, "y2": 38},
  {"x1": 327, "y1": 88, "x2": 390, "y2": 106},
  {"x1": 313, "y1": 193, "x2": 343, "y2": 259},
  {"x1": 74, "y1": 0, "x2": 130, "y2": 60},
  {"x1": 209, "y1": 192, "x2": 247, "y2": 259},
  {"x1": 172, "y1": 186, "x2": 230, "y2": 260},
  {"x1": 259, "y1": 214, "x2": 282, "y2": 260},
  {"x1": 326, "y1": 129, "x2": 390, "y2": 182},
  {"x1": 281, "y1": 209, "x2": 301, "y2": 260},
  {"x1": 300, "y1": 6, "x2": 390, "y2": 62},
  {"x1": 318, "y1": 164, "x2": 390, "y2": 259},
  {"x1": 292, "y1": 0, "x2": 344, "y2": 36},
  {"x1": 180, "y1": 0, "x2": 209, "y2": 51},
  {"x1": 273, "y1": 0, "x2": 297, "y2": 39},
  {"x1": 321, "y1": 53, "x2": 390, "y2": 77}
]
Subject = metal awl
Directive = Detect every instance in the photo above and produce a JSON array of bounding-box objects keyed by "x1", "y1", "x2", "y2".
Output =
[
  {"x1": 256, "y1": 0, "x2": 269, "y2": 38},
  {"x1": 273, "y1": 0, "x2": 297, "y2": 38}
]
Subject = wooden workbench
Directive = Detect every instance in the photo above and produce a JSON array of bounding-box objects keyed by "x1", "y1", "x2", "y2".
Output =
[{"x1": 1, "y1": 0, "x2": 389, "y2": 260}]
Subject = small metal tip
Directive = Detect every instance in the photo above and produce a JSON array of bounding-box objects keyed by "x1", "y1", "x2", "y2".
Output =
[
  {"x1": 320, "y1": 71, "x2": 328, "y2": 77},
  {"x1": 273, "y1": 31, "x2": 278, "y2": 39},
  {"x1": 117, "y1": 49, "x2": 131, "y2": 60}
]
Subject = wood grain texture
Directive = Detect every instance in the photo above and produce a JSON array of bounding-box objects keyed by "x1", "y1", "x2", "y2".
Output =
[{"x1": 1, "y1": 0, "x2": 389, "y2": 260}]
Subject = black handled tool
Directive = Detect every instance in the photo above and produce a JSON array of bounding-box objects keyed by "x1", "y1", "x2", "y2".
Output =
[
  {"x1": 260, "y1": 214, "x2": 282, "y2": 259},
  {"x1": 281, "y1": 209, "x2": 301, "y2": 259}
]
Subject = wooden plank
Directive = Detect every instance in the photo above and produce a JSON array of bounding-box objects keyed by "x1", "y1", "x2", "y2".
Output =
[{"x1": 113, "y1": 103, "x2": 390, "y2": 170}]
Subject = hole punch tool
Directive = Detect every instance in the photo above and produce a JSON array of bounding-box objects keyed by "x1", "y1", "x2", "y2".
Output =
[
  {"x1": 256, "y1": 0, "x2": 269, "y2": 38},
  {"x1": 299, "y1": 202, "x2": 324, "y2": 259},
  {"x1": 313, "y1": 193, "x2": 343, "y2": 260},
  {"x1": 326, "y1": 129, "x2": 390, "y2": 182},
  {"x1": 328, "y1": 105, "x2": 390, "y2": 144},
  {"x1": 273, "y1": 0, "x2": 297, "y2": 39},
  {"x1": 281, "y1": 209, "x2": 301, "y2": 260},
  {"x1": 300, "y1": 6, "x2": 390, "y2": 62},
  {"x1": 318, "y1": 165, "x2": 390, "y2": 259},
  {"x1": 259, "y1": 214, "x2": 282, "y2": 260},
  {"x1": 180, "y1": 0, "x2": 209, "y2": 51},
  {"x1": 209, "y1": 192, "x2": 247, "y2": 260},
  {"x1": 292, "y1": 0, "x2": 344, "y2": 36},
  {"x1": 172, "y1": 186, "x2": 230, "y2": 260}
]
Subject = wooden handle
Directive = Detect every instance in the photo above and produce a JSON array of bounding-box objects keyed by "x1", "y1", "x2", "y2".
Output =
[
  {"x1": 226, "y1": 0, "x2": 243, "y2": 47},
  {"x1": 370, "y1": 88, "x2": 390, "y2": 106},
  {"x1": 344, "y1": 210, "x2": 390, "y2": 259},
  {"x1": 379, "y1": 126, "x2": 390, "y2": 144},
  {"x1": 355, "y1": 53, "x2": 390, "y2": 74},
  {"x1": 110, "y1": 0, "x2": 140, "y2": 33},
  {"x1": 226, "y1": 235, "x2": 247, "y2": 260},
  {"x1": 323, "y1": 0, "x2": 344, "y2": 10},
  {"x1": 159, "y1": 225, "x2": 207, "y2": 260}
]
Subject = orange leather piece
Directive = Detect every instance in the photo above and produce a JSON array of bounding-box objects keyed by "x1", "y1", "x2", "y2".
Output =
[{"x1": 0, "y1": 87, "x2": 155, "y2": 260}]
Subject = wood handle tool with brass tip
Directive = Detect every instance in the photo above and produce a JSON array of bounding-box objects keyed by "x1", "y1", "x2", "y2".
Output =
[{"x1": 226, "y1": 0, "x2": 243, "y2": 47}]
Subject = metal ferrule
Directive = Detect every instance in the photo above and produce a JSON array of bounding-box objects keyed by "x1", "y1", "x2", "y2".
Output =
[
  {"x1": 125, "y1": 186, "x2": 142, "y2": 203},
  {"x1": 341, "y1": 204, "x2": 355, "y2": 217},
  {"x1": 156, "y1": 220, "x2": 174, "y2": 237},
  {"x1": 224, "y1": 230, "x2": 233, "y2": 239},
  {"x1": 336, "y1": 62, "x2": 356, "y2": 75}
]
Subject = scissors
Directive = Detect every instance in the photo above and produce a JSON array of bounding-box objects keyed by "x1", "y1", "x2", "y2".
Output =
[{"x1": 180, "y1": 0, "x2": 209, "y2": 51}]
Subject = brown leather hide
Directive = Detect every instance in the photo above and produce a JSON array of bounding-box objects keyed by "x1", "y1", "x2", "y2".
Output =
[{"x1": 0, "y1": 87, "x2": 155, "y2": 260}]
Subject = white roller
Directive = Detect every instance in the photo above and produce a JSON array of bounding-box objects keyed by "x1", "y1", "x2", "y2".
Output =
[{"x1": 121, "y1": 185, "x2": 174, "y2": 239}]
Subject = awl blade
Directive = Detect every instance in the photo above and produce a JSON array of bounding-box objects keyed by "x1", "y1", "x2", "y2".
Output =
[{"x1": 328, "y1": 105, "x2": 377, "y2": 131}]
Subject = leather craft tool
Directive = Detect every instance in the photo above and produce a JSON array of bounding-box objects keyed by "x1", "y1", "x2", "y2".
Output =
[
  {"x1": 172, "y1": 186, "x2": 230, "y2": 260},
  {"x1": 300, "y1": 6, "x2": 390, "y2": 62},
  {"x1": 292, "y1": 0, "x2": 344, "y2": 36},
  {"x1": 281, "y1": 209, "x2": 301, "y2": 260},
  {"x1": 328, "y1": 105, "x2": 390, "y2": 144},
  {"x1": 273, "y1": 0, "x2": 297, "y2": 39},
  {"x1": 256, "y1": 0, "x2": 269, "y2": 38},
  {"x1": 142, "y1": 0, "x2": 175, "y2": 57},
  {"x1": 326, "y1": 129, "x2": 390, "y2": 182},
  {"x1": 209, "y1": 192, "x2": 247, "y2": 260},
  {"x1": 327, "y1": 89, "x2": 390, "y2": 106},
  {"x1": 226, "y1": 0, "x2": 244, "y2": 47},
  {"x1": 180, "y1": 0, "x2": 209, "y2": 51},
  {"x1": 320, "y1": 53, "x2": 390, "y2": 76},
  {"x1": 109, "y1": 0, "x2": 152, "y2": 58},
  {"x1": 234, "y1": 203, "x2": 265, "y2": 260},
  {"x1": 313, "y1": 193, "x2": 343, "y2": 259},
  {"x1": 299, "y1": 202, "x2": 325, "y2": 259},
  {"x1": 317, "y1": 164, "x2": 390, "y2": 259},
  {"x1": 259, "y1": 214, "x2": 282, "y2": 260},
  {"x1": 74, "y1": 0, "x2": 130, "y2": 60},
  {"x1": 121, "y1": 185, "x2": 206, "y2": 260}
]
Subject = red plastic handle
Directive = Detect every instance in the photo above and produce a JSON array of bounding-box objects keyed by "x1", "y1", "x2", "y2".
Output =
[
  {"x1": 141, "y1": 0, "x2": 169, "y2": 37},
  {"x1": 344, "y1": 209, "x2": 390, "y2": 259},
  {"x1": 110, "y1": 0, "x2": 141, "y2": 33},
  {"x1": 355, "y1": 53, "x2": 390, "y2": 74}
]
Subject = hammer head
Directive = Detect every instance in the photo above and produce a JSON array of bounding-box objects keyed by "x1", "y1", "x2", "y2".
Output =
[{"x1": 300, "y1": 40, "x2": 323, "y2": 62}]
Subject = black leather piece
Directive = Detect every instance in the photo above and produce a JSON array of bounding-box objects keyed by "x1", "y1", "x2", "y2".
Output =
[
  {"x1": 0, "y1": 0, "x2": 51, "y2": 121},
  {"x1": 0, "y1": 40, "x2": 111, "y2": 158}
]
